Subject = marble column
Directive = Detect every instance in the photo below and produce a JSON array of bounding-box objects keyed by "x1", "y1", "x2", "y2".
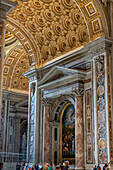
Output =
[
  {"x1": 93, "y1": 54, "x2": 110, "y2": 165},
  {"x1": 42, "y1": 98, "x2": 51, "y2": 163},
  {"x1": 25, "y1": 69, "x2": 40, "y2": 165},
  {"x1": 27, "y1": 82, "x2": 36, "y2": 164},
  {"x1": 73, "y1": 88, "x2": 84, "y2": 170},
  {"x1": 0, "y1": 0, "x2": 17, "y2": 129}
]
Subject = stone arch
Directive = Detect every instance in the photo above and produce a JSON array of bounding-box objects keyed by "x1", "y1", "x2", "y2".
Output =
[
  {"x1": 51, "y1": 94, "x2": 75, "y2": 121},
  {"x1": 6, "y1": 17, "x2": 40, "y2": 67},
  {"x1": 3, "y1": 45, "x2": 29, "y2": 93}
]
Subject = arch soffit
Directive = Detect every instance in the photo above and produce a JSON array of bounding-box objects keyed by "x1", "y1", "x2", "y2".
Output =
[
  {"x1": 20, "y1": 120, "x2": 27, "y2": 129},
  {"x1": 51, "y1": 95, "x2": 75, "y2": 121},
  {"x1": 6, "y1": 18, "x2": 39, "y2": 67},
  {"x1": 3, "y1": 46, "x2": 29, "y2": 93},
  {"x1": 8, "y1": 0, "x2": 109, "y2": 68}
]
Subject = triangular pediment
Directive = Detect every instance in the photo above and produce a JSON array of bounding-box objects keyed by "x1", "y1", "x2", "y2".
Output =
[{"x1": 38, "y1": 66, "x2": 85, "y2": 86}]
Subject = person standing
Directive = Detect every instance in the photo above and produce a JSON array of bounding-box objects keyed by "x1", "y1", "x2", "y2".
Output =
[
  {"x1": 24, "y1": 163, "x2": 29, "y2": 170},
  {"x1": 32, "y1": 165, "x2": 35, "y2": 170},
  {"x1": 16, "y1": 162, "x2": 21, "y2": 170},
  {"x1": 103, "y1": 163, "x2": 107, "y2": 170},
  {"x1": 93, "y1": 165, "x2": 96, "y2": 170},
  {"x1": 52, "y1": 164, "x2": 56, "y2": 170},
  {"x1": 35, "y1": 163, "x2": 39, "y2": 170},
  {"x1": 97, "y1": 164, "x2": 101, "y2": 170},
  {"x1": 0, "y1": 163, "x2": 3, "y2": 170},
  {"x1": 48, "y1": 164, "x2": 52, "y2": 170}
]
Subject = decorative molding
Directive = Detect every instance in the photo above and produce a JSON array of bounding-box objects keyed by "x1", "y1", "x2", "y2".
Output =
[{"x1": 86, "y1": 37, "x2": 113, "y2": 57}]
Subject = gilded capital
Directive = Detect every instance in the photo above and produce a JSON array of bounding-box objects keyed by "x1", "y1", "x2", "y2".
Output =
[{"x1": 42, "y1": 98, "x2": 51, "y2": 105}]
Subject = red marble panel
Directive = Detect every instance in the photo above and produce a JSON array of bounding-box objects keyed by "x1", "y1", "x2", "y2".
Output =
[
  {"x1": 76, "y1": 96, "x2": 84, "y2": 169},
  {"x1": 44, "y1": 105, "x2": 50, "y2": 163}
]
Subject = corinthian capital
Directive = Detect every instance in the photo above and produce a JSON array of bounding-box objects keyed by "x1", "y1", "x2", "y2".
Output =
[
  {"x1": 42, "y1": 98, "x2": 51, "y2": 105},
  {"x1": 72, "y1": 88, "x2": 84, "y2": 96}
]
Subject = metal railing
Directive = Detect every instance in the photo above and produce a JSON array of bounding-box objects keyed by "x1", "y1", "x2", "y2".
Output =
[{"x1": 0, "y1": 152, "x2": 26, "y2": 162}]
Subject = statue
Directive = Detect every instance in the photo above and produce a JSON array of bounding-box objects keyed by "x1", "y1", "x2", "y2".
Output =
[{"x1": 22, "y1": 132, "x2": 27, "y2": 147}]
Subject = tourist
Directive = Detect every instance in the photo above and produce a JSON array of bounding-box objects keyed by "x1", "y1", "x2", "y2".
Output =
[
  {"x1": 103, "y1": 159, "x2": 113, "y2": 170},
  {"x1": 35, "y1": 163, "x2": 39, "y2": 170},
  {"x1": 93, "y1": 165, "x2": 96, "y2": 170},
  {"x1": 97, "y1": 164, "x2": 101, "y2": 170},
  {"x1": 32, "y1": 165, "x2": 35, "y2": 170},
  {"x1": 59, "y1": 162, "x2": 63, "y2": 170},
  {"x1": 52, "y1": 164, "x2": 56, "y2": 170},
  {"x1": 65, "y1": 161, "x2": 69, "y2": 170},
  {"x1": 48, "y1": 164, "x2": 52, "y2": 170},
  {"x1": 62, "y1": 162, "x2": 67, "y2": 170},
  {"x1": 39, "y1": 163, "x2": 43, "y2": 170},
  {"x1": 16, "y1": 162, "x2": 21, "y2": 170},
  {"x1": 56, "y1": 165, "x2": 61, "y2": 170},
  {"x1": 24, "y1": 163, "x2": 29, "y2": 170},
  {"x1": 0, "y1": 163, "x2": 3, "y2": 170},
  {"x1": 103, "y1": 163, "x2": 107, "y2": 170},
  {"x1": 43, "y1": 165, "x2": 48, "y2": 170}
]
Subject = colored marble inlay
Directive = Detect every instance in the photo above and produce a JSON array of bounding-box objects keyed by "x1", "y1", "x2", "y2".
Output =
[
  {"x1": 85, "y1": 89, "x2": 93, "y2": 164},
  {"x1": 106, "y1": 55, "x2": 113, "y2": 161},
  {"x1": 95, "y1": 55, "x2": 107, "y2": 163},
  {"x1": 29, "y1": 83, "x2": 36, "y2": 162}
]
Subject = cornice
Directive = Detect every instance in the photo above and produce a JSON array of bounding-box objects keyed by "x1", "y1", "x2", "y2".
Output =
[{"x1": 0, "y1": 0, "x2": 17, "y2": 14}]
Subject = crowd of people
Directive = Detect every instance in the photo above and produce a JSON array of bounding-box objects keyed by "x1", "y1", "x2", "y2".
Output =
[
  {"x1": 0, "y1": 160, "x2": 112, "y2": 170},
  {"x1": 16, "y1": 161, "x2": 70, "y2": 170},
  {"x1": 93, "y1": 160, "x2": 112, "y2": 170}
]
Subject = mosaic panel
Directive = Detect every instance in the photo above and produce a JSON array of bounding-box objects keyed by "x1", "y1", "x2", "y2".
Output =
[
  {"x1": 85, "y1": 89, "x2": 93, "y2": 164},
  {"x1": 95, "y1": 55, "x2": 107, "y2": 163}
]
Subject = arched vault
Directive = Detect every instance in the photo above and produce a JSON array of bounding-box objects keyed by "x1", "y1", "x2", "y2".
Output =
[{"x1": 6, "y1": 0, "x2": 109, "y2": 68}]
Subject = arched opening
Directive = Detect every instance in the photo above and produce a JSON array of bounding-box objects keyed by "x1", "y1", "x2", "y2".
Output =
[{"x1": 51, "y1": 98, "x2": 75, "y2": 165}]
